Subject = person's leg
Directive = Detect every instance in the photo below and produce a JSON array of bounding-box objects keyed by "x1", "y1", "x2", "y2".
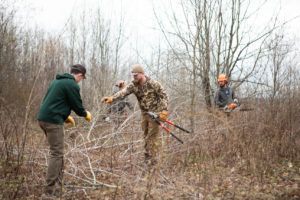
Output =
[
  {"x1": 142, "y1": 114, "x2": 160, "y2": 169},
  {"x1": 39, "y1": 121, "x2": 64, "y2": 196},
  {"x1": 145, "y1": 117, "x2": 160, "y2": 168},
  {"x1": 141, "y1": 114, "x2": 150, "y2": 164},
  {"x1": 142, "y1": 115, "x2": 161, "y2": 198}
]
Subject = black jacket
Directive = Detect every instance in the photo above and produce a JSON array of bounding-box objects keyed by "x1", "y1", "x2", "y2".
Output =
[{"x1": 215, "y1": 86, "x2": 235, "y2": 108}]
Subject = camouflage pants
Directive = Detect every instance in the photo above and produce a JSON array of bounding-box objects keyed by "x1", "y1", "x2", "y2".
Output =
[
  {"x1": 141, "y1": 113, "x2": 161, "y2": 168},
  {"x1": 39, "y1": 121, "x2": 64, "y2": 196}
]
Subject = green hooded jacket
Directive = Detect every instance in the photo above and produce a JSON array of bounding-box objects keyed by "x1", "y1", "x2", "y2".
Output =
[{"x1": 37, "y1": 73, "x2": 87, "y2": 124}]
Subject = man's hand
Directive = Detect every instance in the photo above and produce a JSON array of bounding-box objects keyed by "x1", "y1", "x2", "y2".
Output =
[
  {"x1": 65, "y1": 115, "x2": 75, "y2": 126},
  {"x1": 101, "y1": 96, "x2": 113, "y2": 104},
  {"x1": 159, "y1": 110, "x2": 168, "y2": 121},
  {"x1": 85, "y1": 111, "x2": 92, "y2": 122}
]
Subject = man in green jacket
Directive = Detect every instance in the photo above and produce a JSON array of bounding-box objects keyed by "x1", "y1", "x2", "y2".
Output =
[{"x1": 38, "y1": 64, "x2": 92, "y2": 198}]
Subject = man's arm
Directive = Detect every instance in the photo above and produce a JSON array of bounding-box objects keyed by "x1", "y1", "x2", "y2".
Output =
[
  {"x1": 112, "y1": 83, "x2": 134, "y2": 101},
  {"x1": 102, "y1": 83, "x2": 134, "y2": 104},
  {"x1": 66, "y1": 83, "x2": 87, "y2": 117}
]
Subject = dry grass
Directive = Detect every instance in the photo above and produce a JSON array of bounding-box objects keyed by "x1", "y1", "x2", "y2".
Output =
[{"x1": 1, "y1": 100, "x2": 299, "y2": 199}]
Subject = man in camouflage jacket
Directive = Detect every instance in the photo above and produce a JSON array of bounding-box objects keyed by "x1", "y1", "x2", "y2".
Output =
[{"x1": 101, "y1": 64, "x2": 169, "y2": 171}]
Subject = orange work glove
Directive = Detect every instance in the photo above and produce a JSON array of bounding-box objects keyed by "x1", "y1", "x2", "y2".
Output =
[
  {"x1": 159, "y1": 110, "x2": 168, "y2": 121},
  {"x1": 101, "y1": 96, "x2": 113, "y2": 104},
  {"x1": 65, "y1": 115, "x2": 75, "y2": 126},
  {"x1": 85, "y1": 111, "x2": 92, "y2": 122},
  {"x1": 228, "y1": 103, "x2": 237, "y2": 110}
]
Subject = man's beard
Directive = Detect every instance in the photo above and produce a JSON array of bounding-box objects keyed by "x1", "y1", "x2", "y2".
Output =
[{"x1": 133, "y1": 76, "x2": 140, "y2": 84}]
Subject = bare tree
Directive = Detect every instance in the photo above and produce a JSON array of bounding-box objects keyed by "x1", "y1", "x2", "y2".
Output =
[
  {"x1": 0, "y1": 1, "x2": 18, "y2": 101},
  {"x1": 154, "y1": 0, "x2": 278, "y2": 131}
]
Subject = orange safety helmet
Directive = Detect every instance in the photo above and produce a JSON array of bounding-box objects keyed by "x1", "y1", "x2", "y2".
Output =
[{"x1": 217, "y1": 74, "x2": 228, "y2": 83}]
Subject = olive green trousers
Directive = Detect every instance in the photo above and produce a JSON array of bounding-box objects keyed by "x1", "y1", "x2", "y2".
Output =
[
  {"x1": 141, "y1": 114, "x2": 161, "y2": 168},
  {"x1": 39, "y1": 121, "x2": 64, "y2": 196}
]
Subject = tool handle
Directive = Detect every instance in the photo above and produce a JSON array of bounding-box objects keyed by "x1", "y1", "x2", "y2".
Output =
[
  {"x1": 169, "y1": 132, "x2": 184, "y2": 144},
  {"x1": 165, "y1": 120, "x2": 191, "y2": 133},
  {"x1": 154, "y1": 119, "x2": 183, "y2": 144}
]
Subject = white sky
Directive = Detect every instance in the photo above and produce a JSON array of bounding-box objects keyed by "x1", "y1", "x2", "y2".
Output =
[
  {"x1": 17, "y1": 0, "x2": 300, "y2": 54},
  {"x1": 19, "y1": 0, "x2": 300, "y2": 30},
  {"x1": 19, "y1": 0, "x2": 159, "y2": 35}
]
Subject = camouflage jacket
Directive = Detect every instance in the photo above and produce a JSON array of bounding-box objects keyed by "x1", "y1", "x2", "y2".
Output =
[{"x1": 112, "y1": 76, "x2": 168, "y2": 113}]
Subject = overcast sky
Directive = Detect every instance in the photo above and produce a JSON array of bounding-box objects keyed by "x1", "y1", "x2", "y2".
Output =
[
  {"x1": 17, "y1": 0, "x2": 300, "y2": 56},
  {"x1": 19, "y1": 0, "x2": 159, "y2": 35},
  {"x1": 18, "y1": 0, "x2": 300, "y2": 31}
]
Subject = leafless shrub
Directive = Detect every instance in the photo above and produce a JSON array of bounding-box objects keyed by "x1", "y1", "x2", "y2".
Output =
[{"x1": 0, "y1": 0, "x2": 299, "y2": 199}]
